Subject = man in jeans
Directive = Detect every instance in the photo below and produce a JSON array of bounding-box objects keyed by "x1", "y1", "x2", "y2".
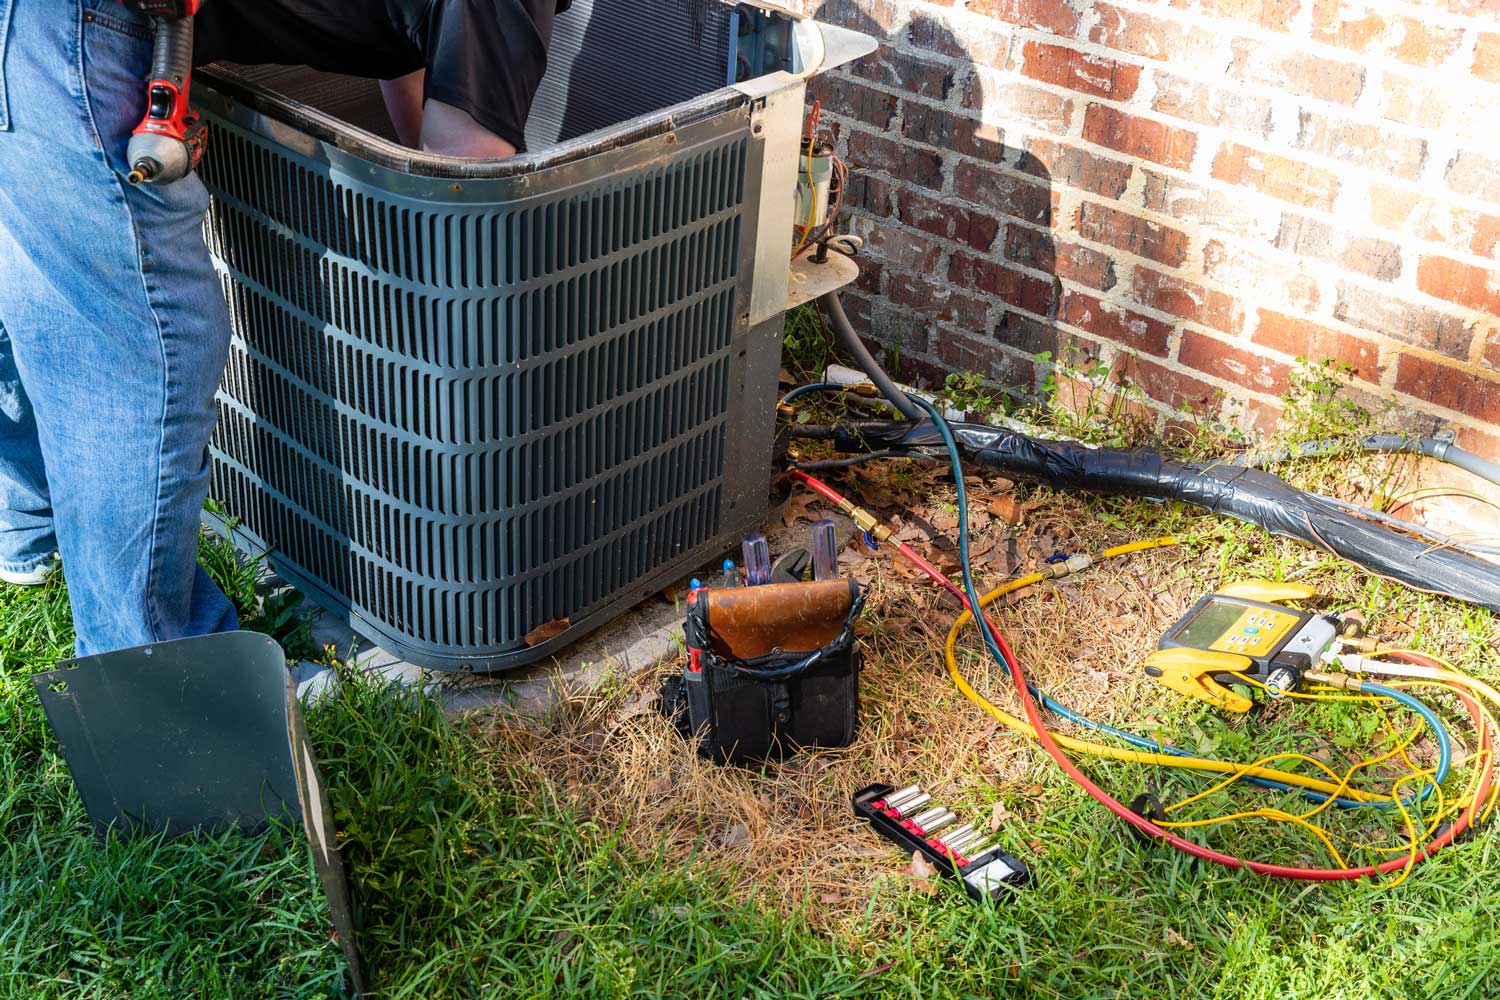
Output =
[{"x1": 0, "y1": 0, "x2": 564, "y2": 655}]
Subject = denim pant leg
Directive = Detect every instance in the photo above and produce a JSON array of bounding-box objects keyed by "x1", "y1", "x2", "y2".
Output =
[
  {"x1": 0, "y1": 1, "x2": 237, "y2": 654},
  {"x1": 0, "y1": 317, "x2": 56, "y2": 576}
]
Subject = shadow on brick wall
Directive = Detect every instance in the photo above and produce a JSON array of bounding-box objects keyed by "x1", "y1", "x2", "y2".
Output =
[{"x1": 806, "y1": 0, "x2": 1064, "y2": 402}]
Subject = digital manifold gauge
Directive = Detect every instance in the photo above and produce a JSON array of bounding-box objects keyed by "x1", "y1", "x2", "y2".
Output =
[{"x1": 1143, "y1": 581, "x2": 1345, "y2": 713}]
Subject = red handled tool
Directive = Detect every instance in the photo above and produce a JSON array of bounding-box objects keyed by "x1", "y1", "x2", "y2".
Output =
[{"x1": 122, "y1": 0, "x2": 207, "y2": 185}]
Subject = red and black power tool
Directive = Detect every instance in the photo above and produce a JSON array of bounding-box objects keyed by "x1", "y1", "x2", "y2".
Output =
[{"x1": 122, "y1": 0, "x2": 207, "y2": 185}]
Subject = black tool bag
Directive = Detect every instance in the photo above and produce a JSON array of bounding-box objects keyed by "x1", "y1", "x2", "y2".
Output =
[{"x1": 663, "y1": 578, "x2": 865, "y2": 764}]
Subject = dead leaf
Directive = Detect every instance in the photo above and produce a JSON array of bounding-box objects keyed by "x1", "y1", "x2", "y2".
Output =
[
  {"x1": 721, "y1": 823, "x2": 750, "y2": 848},
  {"x1": 1164, "y1": 928, "x2": 1195, "y2": 950},
  {"x1": 989, "y1": 801, "x2": 1013, "y2": 831},
  {"x1": 1022, "y1": 783, "x2": 1044, "y2": 798},
  {"x1": 906, "y1": 850, "x2": 940, "y2": 894},
  {"x1": 781, "y1": 492, "x2": 822, "y2": 527},
  {"x1": 989, "y1": 495, "x2": 1022, "y2": 524},
  {"x1": 525, "y1": 618, "x2": 570, "y2": 646}
]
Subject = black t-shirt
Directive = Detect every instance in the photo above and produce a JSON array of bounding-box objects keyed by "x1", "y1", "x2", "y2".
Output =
[{"x1": 195, "y1": 0, "x2": 571, "y2": 152}]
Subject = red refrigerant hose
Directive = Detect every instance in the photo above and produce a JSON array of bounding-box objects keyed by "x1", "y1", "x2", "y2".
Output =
[{"x1": 789, "y1": 469, "x2": 1492, "y2": 880}]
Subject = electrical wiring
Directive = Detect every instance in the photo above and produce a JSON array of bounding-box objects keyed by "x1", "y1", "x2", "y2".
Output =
[{"x1": 789, "y1": 396, "x2": 1493, "y2": 879}]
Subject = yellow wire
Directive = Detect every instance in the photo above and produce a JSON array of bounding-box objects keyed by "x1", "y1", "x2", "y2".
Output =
[
  {"x1": 944, "y1": 536, "x2": 1393, "y2": 803},
  {"x1": 1374, "y1": 660, "x2": 1500, "y2": 823},
  {"x1": 1155, "y1": 807, "x2": 1352, "y2": 868}
]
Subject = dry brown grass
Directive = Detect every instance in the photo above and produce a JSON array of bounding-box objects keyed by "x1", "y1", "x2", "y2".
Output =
[{"x1": 471, "y1": 474, "x2": 1221, "y2": 930}]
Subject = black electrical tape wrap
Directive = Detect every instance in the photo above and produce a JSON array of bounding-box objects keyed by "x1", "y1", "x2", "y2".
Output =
[{"x1": 819, "y1": 420, "x2": 1500, "y2": 614}]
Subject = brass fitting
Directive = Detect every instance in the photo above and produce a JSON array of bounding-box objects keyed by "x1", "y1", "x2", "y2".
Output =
[
  {"x1": 849, "y1": 505, "x2": 894, "y2": 544},
  {"x1": 1339, "y1": 635, "x2": 1381, "y2": 653},
  {"x1": 1043, "y1": 553, "x2": 1094, "y2": 578},
  {"x1": 1304, "y1": 670, "x2": 1361, "y2": 692}
]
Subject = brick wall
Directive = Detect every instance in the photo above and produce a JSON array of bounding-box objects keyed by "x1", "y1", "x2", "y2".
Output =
[{"x1": 790, "y1": 0, "x2": 1500, "y2": 455}]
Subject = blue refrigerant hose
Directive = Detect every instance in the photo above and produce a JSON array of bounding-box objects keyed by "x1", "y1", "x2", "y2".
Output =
[{"x1": 783, "y1": 382, "x2": 1453, "y2": 809}]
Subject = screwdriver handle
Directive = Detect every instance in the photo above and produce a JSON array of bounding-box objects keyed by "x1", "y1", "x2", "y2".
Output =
[
  {"x1": 810, "y1": 520, "x2": 839, "y2": 580},
  {"x1": 742, "y1": 533, "x2": 771, "y2": 586}
]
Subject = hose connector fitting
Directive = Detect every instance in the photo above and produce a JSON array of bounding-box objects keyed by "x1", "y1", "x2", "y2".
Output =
[
  {"x1": 848, "y1": 504, "x2": 894, "y2": 544},
  {"x1": 1045, "y1": 553, "x2": 1095, "y2": 578},
  {"x1": 1304, "y1": 670, "x2": 1361, "y2": 692}
]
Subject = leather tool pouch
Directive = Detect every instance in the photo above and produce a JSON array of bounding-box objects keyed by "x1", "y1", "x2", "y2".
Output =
[{"x1": 664, "y1": 578, "x2": 865, "y2": 763}]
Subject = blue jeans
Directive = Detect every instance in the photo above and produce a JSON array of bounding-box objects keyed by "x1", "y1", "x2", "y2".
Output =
[{"x1": 0, "y1": 0, "x2": 237, "y2": 654}]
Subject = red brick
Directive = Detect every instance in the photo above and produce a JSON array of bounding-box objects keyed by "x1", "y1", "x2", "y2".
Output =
[
  {"x1": 1077, "y1": 201, "x2": 1189, "y2": 267},
  {"x1": 807, "y1": 76, "x2": 898, "y2": 132},
  {"x1": 1180, "y1": 330, "x2": 1291, "y2": 394},
  {"x1": 1242, "y1": 398, "x2": 1285, "y2": 438},
  {"x1": 1274, "y1": 215, "x2": 1401, "y2": 281},
  {"x1": 1476, "y1": 217, "x2": 1500, "y2": 259},
  {"x1": 843, "y1": 171, "x2": 894, "y2": 216},
  {"x1": 902, "y1": 102, "x2": 1005, "y2": 160},
  {"x1": 898, "y1": 189, "x2": 1000, "y2": 251},
  {"x1": 1018, "y1": 40, "x2": 1141, "y2": 100},
  {"x1": 1252, "y1": 309, "x2": 1381, "y2": 381},
  {"x1": 1211, "y1": 143, "x2": 1340, "y2": 211},
  {"x1": 1083, "y1": 105, "x2": 1197, "y2": 171},
  {"x1": 1433, "y1": 0, "x2": 1500, "y2": 16},
  {"x1": 888, "y1": 273, "x2": 993, "y2": 329},
  {"x1": 908, "y1": 12, "x2": 1009, "y2": 68},
  {"x1": 1334, "y1": 281, "x2": 1474, "y2": 359},
  {"x1": 1004, "y1": 225, "x2": 1119, "y2": 292},
  {"x1": 1131, "y1": 268, "x2": 1242, "y2": 335},
  {"x1": 810, "y1": 0, "x2": 903, "y2": 37},
  {"x1": 1368, "y1": 182, "x2": 1500, "y2": 258},
  {"x1": 1089, "y1": 4, "x2": 1221, "y2": 63},
  {"x1": 964, "y1": 73, "x2": 1075, "y2": 135},
  {"x1": 1392, "y1": 19, "x2": 1466, "y2": 67},
  {"x1": 952, "y1": 161, "x2": 1055, "y2": 226},
  {"x1": 1294, "y1": 110, "x2": 1426, "y2": 181},
  {"x1": 1117, "y1": 354, "x2": 1219, "y2": 411},
  {"x1": 950, "y1": 252, "x2": 1059, "y2": 316},
  {"x1": 849, "y1": 44, "x2": 955, "y2": 101},
  {"x1": 857, "y1": 221, "x2": 944, "y2": 273},
  {"x1": 1446, "y1": 151, "x2": 1500, "y2": 205},
  {"x1": 1476, "y1": 33, "x2": 1500, "y2": 83},
  {"x1": 1395, "y1": 354, "x2": 1500, "y2": 423},
  {"x1": 935, "y1": 332, "x2": 1036, "y2": 388},
  {"x1": 965, "y1": 0, "x2": 1078, "y2": 35},
  {"x1": 1486, "y1": 331, "x2": 1500, "y2": 372},
  {"x1": 997, "y1": 310, "x2": 1060, "y2": 357},
  {"x1": 1201, "y1": 240, "x2": 1321, "y2": 313},
  {"x1": 849, "y1": 130, "x2": 944, "y2": 189},
  {"x1": 1141, "y1": 170, "x2": 1273, "y2": 240},
  {"x1": 1311, "y1": 1, "x2": 1465, "y2": 68},
  {"x1": 1150, "y1": 73, "x2": 1273, "y2": 136},
  {"x1": 1417, "y1": 256, "x2": 1500, "y2": 314},
  {"x1": 1229, "y1": 40, "x2": 1364, "y2": 105},
  {"x1": 1060, "y1": 290, "x2": 1173, "y2": 355},
  {"x1": 1381, "y1": 75, "x2": 1488, "y2": 141},
  {"x1": 1018, "y1": 137, "x2": 1134, "y2": 199},
  {"x1": 1170, "y1": 0, "x2": 1302, "y2": 31}
]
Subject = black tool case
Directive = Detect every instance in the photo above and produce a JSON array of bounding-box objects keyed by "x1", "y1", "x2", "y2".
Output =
[{"x1": 669, "y1": 578, "x2": 863, "y2": 762}]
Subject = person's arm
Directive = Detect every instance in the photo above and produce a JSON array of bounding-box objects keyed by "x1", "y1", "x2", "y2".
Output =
[
  {"x1": 378, "y1": 70, "x2": 425, "y2": 148},
  {"x1": 378, "y1": 71, "x2": 517, "y2": 158},
  {"x1": 419, "y1": 100, "x2": 517, "y2": 158}
]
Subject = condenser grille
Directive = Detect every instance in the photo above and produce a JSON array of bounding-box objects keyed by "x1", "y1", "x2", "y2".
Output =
[{"x1": 199, "y1": 104, "x2": 766, "y2": 669}]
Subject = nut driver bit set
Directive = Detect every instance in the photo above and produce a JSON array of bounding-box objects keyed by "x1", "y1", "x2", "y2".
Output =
[{"x1": 853, "y1": 782, "x2": 1031, "y2": 902}]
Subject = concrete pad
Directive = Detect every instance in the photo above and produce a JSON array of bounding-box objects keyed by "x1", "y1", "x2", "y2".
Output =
[{"x1": 286, "y1": 507, "x2": 860, "y2": 716}]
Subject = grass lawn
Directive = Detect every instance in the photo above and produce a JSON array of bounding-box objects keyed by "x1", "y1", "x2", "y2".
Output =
[{"x1": 3, "y1": 375, "x2": 1500, "y2": 998}]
